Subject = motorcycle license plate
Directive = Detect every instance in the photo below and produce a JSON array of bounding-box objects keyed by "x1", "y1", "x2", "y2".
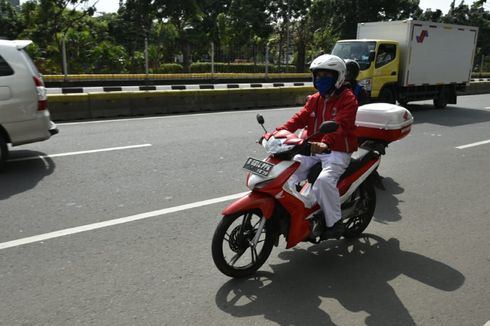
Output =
[{"x1": 243, "y1": 157, "x2": 274, "y2": 177}]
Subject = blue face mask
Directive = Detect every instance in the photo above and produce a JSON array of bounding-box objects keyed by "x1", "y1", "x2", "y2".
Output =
[{"x1": 314, "y1": 76, "x2": 336, "y2": 97}]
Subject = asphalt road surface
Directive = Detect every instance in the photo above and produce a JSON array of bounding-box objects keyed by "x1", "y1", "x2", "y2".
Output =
[{"x1": 1, "y1": 94, "x2": 489, "y2": 326}]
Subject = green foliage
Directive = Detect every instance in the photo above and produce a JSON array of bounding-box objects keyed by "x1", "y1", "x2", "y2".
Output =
[
  {"x1": 2, "y1": 0, "x2": 490, "y2": 74},
  {"x1": 0, "y1": 0, "x2": 23, "y2": 39},
  {"x1": 91, "y1": 41, "x2": 128, "y2": 73},
  {"x1": 157, "y1": 64, "x2": 184, "y2": 74},
  {"x1": 309, "y1": 0, "x2": 420, "y2": 40}
]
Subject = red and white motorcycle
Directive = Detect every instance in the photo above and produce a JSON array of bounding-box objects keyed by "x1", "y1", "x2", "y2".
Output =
[{"x1": 211, "y1": 103, "x2": 413, "y2": 278}]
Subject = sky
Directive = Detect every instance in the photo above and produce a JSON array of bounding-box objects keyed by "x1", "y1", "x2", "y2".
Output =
[{"x1": 20, "y1": 0, "x2": 482, "y2": 15}]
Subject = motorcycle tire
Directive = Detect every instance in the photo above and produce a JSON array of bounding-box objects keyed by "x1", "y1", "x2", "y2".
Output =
[
  {"x1": 343, "y1": 180, "x2": 376, "y2": 239},
  {"x1": 212, "y1": 211, "x2": 275, "y2": 278}
]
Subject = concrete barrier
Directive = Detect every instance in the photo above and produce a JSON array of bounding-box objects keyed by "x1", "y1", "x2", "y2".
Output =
[
  {"x1": 47, "y1": 82, "x2": 490, "y2": 121},
  {"x1": 47, "y1": 86, "x2": 316, "y2": 121}
]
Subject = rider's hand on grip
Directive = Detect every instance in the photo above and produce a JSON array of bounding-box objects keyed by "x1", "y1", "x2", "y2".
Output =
[{"x1": 309, "y1": 141, "x2": 330, "y2": 154}]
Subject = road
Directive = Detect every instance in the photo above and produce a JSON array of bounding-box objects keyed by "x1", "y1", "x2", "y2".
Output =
[{"x1": 1, "y1": 94, "x2": 489, "y2": 326}]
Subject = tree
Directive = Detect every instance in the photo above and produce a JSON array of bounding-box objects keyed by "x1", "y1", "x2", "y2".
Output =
[
  {"x1": 147, "y1": 22, "x2": 179, "y2": 70},
  {"x1": 217, "y1": 0, "x2": 273, "y2": 67},
  {"x1": 310, "y1": 0, "x2": 419, "y2": 40},
  {"x1": 16, "y1": 0, "x2": 96, "y2": 73},
  {"x1": 0, "y1": 0, "x2": 23, "y2": 39},
  {"x1": 154, "y1": 0, "x2": 204, "y2": 72},
  {"x1": 268, "y1": 0, "x2": 312, "y2": 71},
  {"x1": 415, "y1": 8, "x2": 444, "y2": 22}
]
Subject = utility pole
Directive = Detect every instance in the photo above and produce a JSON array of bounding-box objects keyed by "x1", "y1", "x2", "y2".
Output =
[
  {"x1": 285, "y1": 0, "x2": 290, "y2": 66},
  {"x1": 265, "y1": 42, "x2": 269, "y2": 78},
  {"x1": 62, "y1": 35, "x2": 68, "y2": 80},
  {"x1": 211, "y1": 42, "x2": 215, "y2": 78},
  {"x1": 144, "y1": 36, "x2": 149, "y2": 78}
]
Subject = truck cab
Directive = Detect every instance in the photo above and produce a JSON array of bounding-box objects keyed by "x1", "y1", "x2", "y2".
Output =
[{"x1": 332, "y1": 39, "x2": 400, "y2": 102}]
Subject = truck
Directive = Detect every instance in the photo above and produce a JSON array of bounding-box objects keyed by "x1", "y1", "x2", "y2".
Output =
[{"x1": 331, "y1": 20, "x2": 479, "y2": 108}]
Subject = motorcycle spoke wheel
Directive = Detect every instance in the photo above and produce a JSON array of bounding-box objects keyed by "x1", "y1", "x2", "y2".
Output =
[
  {"x1": 343, "y1": 180, "x2": 376, "y2": 239},
  {"x1": 212, "y1": 211, "x2": 275, "y2": 278}
]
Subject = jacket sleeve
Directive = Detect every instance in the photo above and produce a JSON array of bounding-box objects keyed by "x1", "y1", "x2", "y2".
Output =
[
  {"x1": 276, "y1": 95, "x2": 315, "y2": 132},
  {"x1": 321, "y1": 90, "x2": 358, "y2": 146}
]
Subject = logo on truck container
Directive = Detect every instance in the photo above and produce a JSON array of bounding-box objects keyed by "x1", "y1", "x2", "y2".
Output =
[{"x1": 416, "y1": 30, "x2": 429, "y2": 43}]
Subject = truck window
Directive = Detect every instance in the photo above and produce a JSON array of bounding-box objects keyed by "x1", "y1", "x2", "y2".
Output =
[
  {"x1": 0, "y1": 55, "x2": 14, "y2": 76},
  {"x1": 332, "y1": 41, "x2": 376, "y2": 70},
  {"x1": 375, "y1": 44, "x2": 396, "y2": 68}
]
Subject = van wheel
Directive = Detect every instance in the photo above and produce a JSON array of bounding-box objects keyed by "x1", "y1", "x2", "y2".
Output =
[
  {"x1": 0, "y1": 135, "x2": 8, "y2": 171},
  {"x1": 378, "y1": 87, "x2": 395, "y2": 104},
  {"x1": 433, "y1": 90, "x2": 447, "y2": 109}
]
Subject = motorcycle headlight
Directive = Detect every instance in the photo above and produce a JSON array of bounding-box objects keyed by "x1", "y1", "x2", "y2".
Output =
[{"x1": 263, "y1": 137, "x2": 295, "y2": 154}]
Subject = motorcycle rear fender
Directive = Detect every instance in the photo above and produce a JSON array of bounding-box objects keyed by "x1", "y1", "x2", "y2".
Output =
[{"x1": 222, "y1": 192, "x2": 275, "y2": 219}]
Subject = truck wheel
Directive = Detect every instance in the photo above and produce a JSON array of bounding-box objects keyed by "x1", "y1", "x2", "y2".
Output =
[
  {"x1": 0, "y1": 135, "x2": 8, "y2": 171},
  {"x1": 378, "y1": 87, "x2": 396, "y2": 104},
  {"x1": 433, "y1": 91, "x2": 447, "y2": 109}
]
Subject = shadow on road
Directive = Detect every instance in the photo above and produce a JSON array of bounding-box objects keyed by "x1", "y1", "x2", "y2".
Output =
[
  {"x1": 406, "y1": 104, "x2": 490, "y2": 127},
  {"x1": 0, "y1": 150, "x2": 56, "y2": 200},
  {"x1": 374, "y1": 177, "x2": 404, "y2": 223},
  {"x1": 215, "y1": 234, "x2": 464, "y2": 326}
]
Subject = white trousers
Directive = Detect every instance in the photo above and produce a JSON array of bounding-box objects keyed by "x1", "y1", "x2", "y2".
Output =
[{"x1": 288, "y1": 151, "x2": 351, "y2": 227}]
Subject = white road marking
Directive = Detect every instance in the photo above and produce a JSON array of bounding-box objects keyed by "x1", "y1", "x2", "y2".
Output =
[
  {"x1": 57, "y1": 107, "x2": 299, "y2": 126},
  {"x1": 8, "y1": 144, "x2": 152, "y2": 162},
  {"x1": 0, "y1": 192, "x2": 249, "y2": 250},
  {"x1": 456, "y1": 139, "x2": 490, "y2": 149}
]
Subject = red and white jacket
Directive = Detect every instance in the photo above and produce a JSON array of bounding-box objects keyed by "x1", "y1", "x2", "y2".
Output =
[{"x1": 277, "y1": 87, "x2": 359, "y2": 153}]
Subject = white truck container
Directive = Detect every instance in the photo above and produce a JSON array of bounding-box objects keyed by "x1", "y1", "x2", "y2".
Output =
[{"x1": 332, "y1": 20, "x2": 479, "y2": 107}]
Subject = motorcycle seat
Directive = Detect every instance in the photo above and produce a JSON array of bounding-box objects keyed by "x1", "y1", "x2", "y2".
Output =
[{"x1": 307, "y1": 148, "x2": 375, "y2": 184}]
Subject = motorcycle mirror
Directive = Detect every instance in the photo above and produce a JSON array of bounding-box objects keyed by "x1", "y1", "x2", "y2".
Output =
[
  {"x1": 256, "y1": 114, "x2": 268, "y2": 133},
  {"x1": 256, "y1": 114, "x2": 265, "y2": 125},
  {"x1": 319, "y1": 121, "x2": 338, "y2": 133}
]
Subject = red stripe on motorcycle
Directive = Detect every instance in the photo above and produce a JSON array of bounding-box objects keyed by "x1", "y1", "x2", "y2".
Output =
[{"x1": 338, "y1": 159, "x2": 379, "y2": 195}]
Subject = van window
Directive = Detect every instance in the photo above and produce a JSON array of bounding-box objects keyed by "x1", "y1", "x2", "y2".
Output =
[
  {"x1": 0, "y1": 55, "x2": 14, "y2": 76},
  {"x1": 375, "y1": 44, "x2": 396, "y2": 68}
]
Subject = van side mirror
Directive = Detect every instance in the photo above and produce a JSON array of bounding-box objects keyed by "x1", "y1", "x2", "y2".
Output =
[{"x1": 319, "y1": 121, "x2": 338, "y2": 133}]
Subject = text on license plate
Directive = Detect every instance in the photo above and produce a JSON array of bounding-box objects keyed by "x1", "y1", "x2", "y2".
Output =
[{"x1": 243, "y1": 157, "x2": 274, "y2": 177}]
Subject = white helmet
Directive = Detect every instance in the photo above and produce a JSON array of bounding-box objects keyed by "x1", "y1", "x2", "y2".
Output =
[{"x1": 309, "y1": 54, "x2": 346, "y2": 89}]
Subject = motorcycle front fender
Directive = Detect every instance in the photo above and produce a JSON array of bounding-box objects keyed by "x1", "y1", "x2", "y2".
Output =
[{"x1": 222, "y1": 192, "x2": 276, "y2": 219}]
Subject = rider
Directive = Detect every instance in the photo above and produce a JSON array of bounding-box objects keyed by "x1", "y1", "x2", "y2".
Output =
[
  {"x1": 275, "y1": 54, "x2": 359, "y2": 239},
  {"x1": 344, "y1": 59, "x2": 368, "y2": 105}
]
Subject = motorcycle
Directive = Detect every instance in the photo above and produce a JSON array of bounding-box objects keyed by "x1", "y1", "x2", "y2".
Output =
[{"x1": 211, "y1": 103, "x2": 413, "y2": 278}]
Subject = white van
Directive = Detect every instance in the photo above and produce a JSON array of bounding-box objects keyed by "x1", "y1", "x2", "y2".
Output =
[{"x1": 0, "y1": 39, "x2": 58, "y2": 170}]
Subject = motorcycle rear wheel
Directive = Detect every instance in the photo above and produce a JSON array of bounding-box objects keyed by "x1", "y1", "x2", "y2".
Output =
[
  {"x1": 343, "y1": 180, "x2": 376, "y2": 238},
  {"x1": 212, "y1": 211, "x2": 275, "y2": 278}
]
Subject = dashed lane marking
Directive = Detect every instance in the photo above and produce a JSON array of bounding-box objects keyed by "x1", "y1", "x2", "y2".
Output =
[
  {"x1": 8, "y1": 144, "x2": 152, "y2": 162},
  {"x1": 456, "y1": 139, "x2": 490, "y2": 149},
  {"x1": 0, "y1": 192, "x2": 249, "y2": 250}
]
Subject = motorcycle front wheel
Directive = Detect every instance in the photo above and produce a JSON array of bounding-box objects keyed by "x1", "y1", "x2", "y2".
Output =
[{"x1": 212, "y1": 211, "x2": 275, "y2": 278}]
